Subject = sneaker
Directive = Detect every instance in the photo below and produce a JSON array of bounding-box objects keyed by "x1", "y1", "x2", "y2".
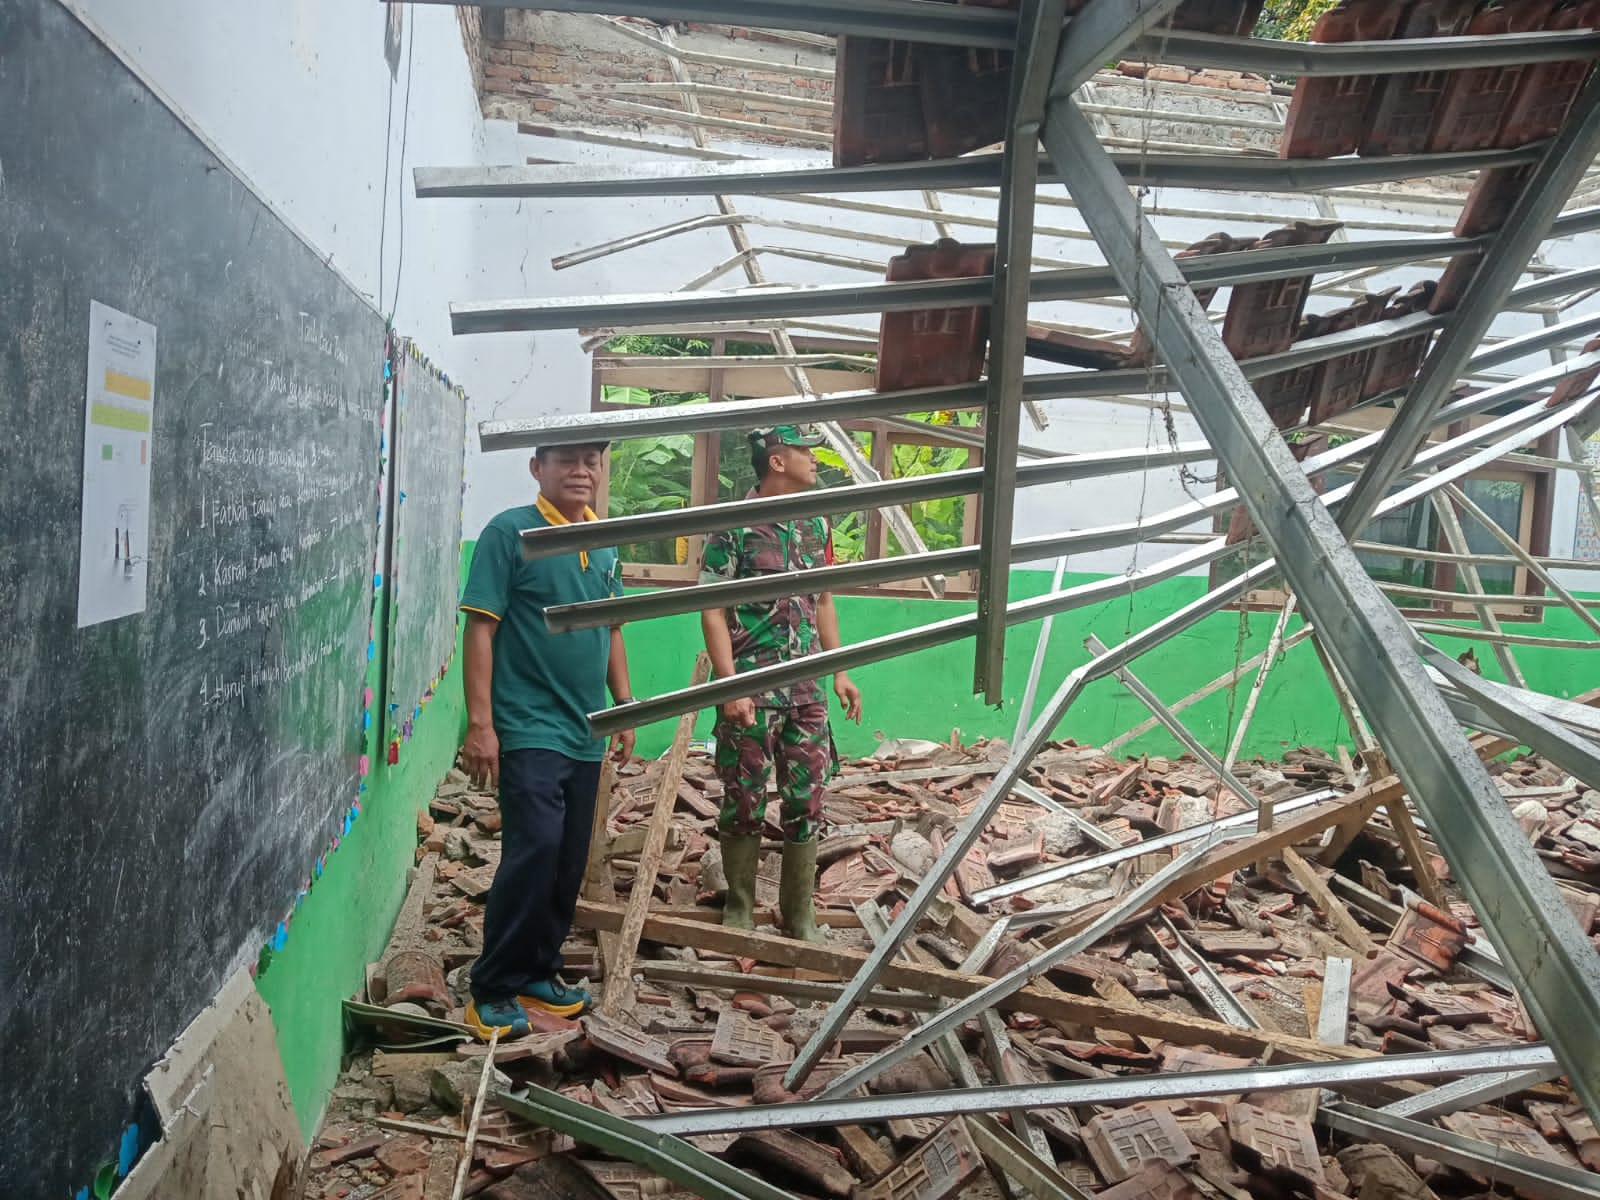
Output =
[
  {"x1": 465, "y1": 997, "x2": 530, "y2": 1041},
  {"x1": 518, "y1": 977, "x2": 591, "y2": 1017}
]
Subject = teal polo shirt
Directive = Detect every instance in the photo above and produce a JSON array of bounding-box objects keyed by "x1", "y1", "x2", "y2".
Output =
[{"x1": 460, "y1": 504, "x2": 623, "y2": 761}]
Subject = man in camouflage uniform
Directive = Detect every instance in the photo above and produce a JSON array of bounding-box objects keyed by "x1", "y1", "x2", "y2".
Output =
[{"x1": 700, "y1": 425, "x2": 863, "y2": 941}]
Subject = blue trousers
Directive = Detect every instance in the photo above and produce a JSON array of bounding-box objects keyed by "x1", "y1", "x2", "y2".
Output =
[{"x1": 470, "y1": 748, "x2": 602, "y2": 1002}]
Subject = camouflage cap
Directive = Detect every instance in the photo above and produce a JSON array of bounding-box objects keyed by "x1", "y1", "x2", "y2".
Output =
[{"x1": 748, "y1": 424, "x2": 824, "y2": 452}]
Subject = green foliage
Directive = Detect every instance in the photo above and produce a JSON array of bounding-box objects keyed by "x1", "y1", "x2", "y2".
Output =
[
  {"x1": 598, "y1": 337, "x2": 974, "y2": 568},
  {"x1": 1254, "y1": 0, "x2": 1338, "y2": 41}
]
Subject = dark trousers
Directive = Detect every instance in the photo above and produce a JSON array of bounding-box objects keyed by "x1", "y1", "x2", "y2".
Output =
[{"x1": 470, "y1": 748, "x2": 602, "y2": 1002}]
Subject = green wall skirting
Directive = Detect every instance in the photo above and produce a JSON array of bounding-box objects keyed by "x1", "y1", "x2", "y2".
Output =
[{"x1": 254, "y1": 576, "x2": 467, "y2": 1141}]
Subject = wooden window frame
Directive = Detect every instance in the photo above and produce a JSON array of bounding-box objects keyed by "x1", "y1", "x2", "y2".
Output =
[
  {"x1": 590, "y1": 339, "x2": 981, "y2": 599},
  {"x1": 1213, "y1": 424, "x2": 1556, "y2": 621}
]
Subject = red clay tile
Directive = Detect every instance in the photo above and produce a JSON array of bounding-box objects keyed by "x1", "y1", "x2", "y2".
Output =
[
  {"x1": 1096, "y1": 1161, "x2": 1203, "y2": 1200},
  {"x1": 1500, "y1": 1, "x2": 1600, "y2": 148},
  {"x1": 1085, "y1": 1106, "x2": 1197, "y2": 1183},
  {"x1": 1547, "y1": 336, "x2": 1600, "y2": 408},
  {"x1": 1222, "y1": 222, "x2": 1341, "y2": 360},
  {"x1": 1387, "y1": 900, "x2": 1471, "y2": 972},
  {"x1": 833, "y1": 38, "x2": 927, "y2": 167},
  {"x1": 1171, "y1": 0, "x2": 1265, "y2": 35},
  {"x1": 1308, "y1": 289, "x2": 1398, "y2": 425},
  {"x1": 1361, "y1": 0, "x2": 1479, "y2": 157},
  {"x1": 1228, "y1": 1104, "x2": 1325, "y2": 1185},
  {"x1": 854, "y1": 1119, "x2": 983, "y2": 1200},
  {"x1": 1281, "y1": 0, "x2": 1404, "y2": 159},
  {"x1": 1129, "y1": 232, "x2": 1252, "y2": 364},
  {"x1": 877, "y1": 239, "x2": 995, "y2": 393},
  {"x1": 1364, "y1": 281, "x2": 1437, "y2": 398},
  {"x1": 1429, "y1": 2, "x2": 1557, "y2": 153}
]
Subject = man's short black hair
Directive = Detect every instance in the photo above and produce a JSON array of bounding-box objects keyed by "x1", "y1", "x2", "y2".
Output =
[
  {"x1": 751, "y1": 443, "x2": 775, "y2": 480},
  {"x1": 535, "y1": 441, "x2": 609, "y2": 461}
]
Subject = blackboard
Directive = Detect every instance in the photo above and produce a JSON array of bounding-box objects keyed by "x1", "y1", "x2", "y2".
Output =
[
  {"x1": 383, "y1": 340, "x2": 467, "y2": 755},
  {"x1": 0, "y1": 3, "x2": 385, "y2": 1194}
]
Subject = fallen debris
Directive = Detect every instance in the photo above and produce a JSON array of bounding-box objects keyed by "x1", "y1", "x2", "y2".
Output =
[{"x1": 301, "y1": 737, "x2": 1600, "y2": 1199}]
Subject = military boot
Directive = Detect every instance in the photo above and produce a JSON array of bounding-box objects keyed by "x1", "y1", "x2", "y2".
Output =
[
  {"x1": 779, "y1": 837, "x2": 826, "y2": 942},
  {"x1": 719, "y1": 833, "x2": 761, "y2": 929}
]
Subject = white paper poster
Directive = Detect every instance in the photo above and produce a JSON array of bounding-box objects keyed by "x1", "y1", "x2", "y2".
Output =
[{"x1": 77, "y1": 300, "x2": 157, "y2": 627}]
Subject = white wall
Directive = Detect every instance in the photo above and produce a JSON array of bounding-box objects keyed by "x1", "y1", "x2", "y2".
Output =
[{"x1": 77, "y1": 0, "x2": 1599, "y2": 586}]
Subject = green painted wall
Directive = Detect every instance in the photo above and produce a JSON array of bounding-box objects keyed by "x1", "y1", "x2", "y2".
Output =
[
  {"x1": 254, "y1": 575, "x2": 467, "y2": 1140},
  {"x1": 621, "y1": 566, "x2": 1599, "y2": 763}
]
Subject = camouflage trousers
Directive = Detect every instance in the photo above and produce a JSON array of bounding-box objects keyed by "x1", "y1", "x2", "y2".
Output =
[{"x1": 714, "y1": 702, "x2": 833, "y2": 842}]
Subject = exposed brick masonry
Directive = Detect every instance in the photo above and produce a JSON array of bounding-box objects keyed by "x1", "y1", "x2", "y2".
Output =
[{"x1": 472, "y1": 13, "x2": 1279, "y2": 150}]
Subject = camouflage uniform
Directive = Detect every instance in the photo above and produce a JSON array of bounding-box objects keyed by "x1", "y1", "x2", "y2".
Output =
[{"x1": 702, "y1": 468, "x2": 836, "y2": 842}]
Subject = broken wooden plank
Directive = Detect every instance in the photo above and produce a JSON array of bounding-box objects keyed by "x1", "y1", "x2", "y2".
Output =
[
  {"x1": 1283, "y1": 847, "x2": 1377, "y2": 959},
  {"x1": 600, "y1": 653, "x2": 711, "y2": 1018},
  {"x1": 574, "y1": 900, "x2": 1372, "y2": 1062}
]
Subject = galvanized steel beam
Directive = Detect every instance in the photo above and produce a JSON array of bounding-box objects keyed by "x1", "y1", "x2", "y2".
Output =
[
  {"x1": 451, "y1": 235, "x2": 1475, "y2": 334},
  {"x1": 637, "y1": 1044, "x2": 1559, "y2": 1136},
  {"x1": 417, "y1": 150, "x2": 1548, "y2": 202},
  {"x1": 481, "y1": 290, "x2": 1598, "y2": 453},
  {"x1": 1040, "y1": 94, "x2": 1600, "y2": 1116},
  {"x1": 1320, "y1": 1102, "x2": 1600, "y2": 1200},
  {"x1": 1086, "y1": 632, "x2": 1258, "y2": 808},
  {"x1": 1139, "y1": 29, "x2": 1600, "y2": 77},
  {"x1": 405, "y1": 0, "x2": 1020, "y2": 47},
  {"x1": 1421, "y1": 647, "x2": 1600, "y2": 790},
  {"x1": 490, "y1": 1084, "x2": 800, "y2": 1200},
  {"x1": 581, "y1": 386, "x2": 1595, "y2": 735},
  {"x1": 1378, "y1": 1065, "x2": 1566, "y2": 1121}
]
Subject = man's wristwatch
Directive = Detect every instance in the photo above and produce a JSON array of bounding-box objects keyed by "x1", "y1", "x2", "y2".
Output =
[{"x1": 612, "y1": 697, "x2": 637, "y2": 707}]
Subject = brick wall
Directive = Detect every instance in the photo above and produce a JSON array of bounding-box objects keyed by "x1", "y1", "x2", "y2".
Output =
[
  {"x1": 455, "y1": 6, "x2": 484, "y2": 94},
  {"x1": 467, "y1": 14, "x2": 1292, "y2": 156},
  {"x1": 476, "y1": 13, "x2": 835, "y2": 144}
]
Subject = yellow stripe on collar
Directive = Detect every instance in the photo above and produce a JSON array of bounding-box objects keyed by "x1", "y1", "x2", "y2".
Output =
[{"x1": 535, "y1": 493, "x2": 600, "y2": 569}]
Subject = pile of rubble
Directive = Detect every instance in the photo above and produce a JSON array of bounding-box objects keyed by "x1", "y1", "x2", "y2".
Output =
[{"x1": 302, "y1": 735, "x2": 1600, "y2": 1200}]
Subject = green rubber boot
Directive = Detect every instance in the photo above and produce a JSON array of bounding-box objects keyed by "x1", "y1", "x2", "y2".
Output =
[
  {"x1": 720, "y1": 833, "x2": 761, "y2": 930},
  {"x1": 779, "y1": 838, "x2": 826, "y2": 943}
]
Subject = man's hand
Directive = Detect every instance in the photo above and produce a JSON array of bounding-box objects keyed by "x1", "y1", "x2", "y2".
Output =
[
  {"x1": 721, "y1": 696, "x2": 757, "y2": 727},
  {"x1": 462, "y1": 722, "x2": 500, "y2": 790},
  {"x1": 833, "y1": 673, "x2": 863, "y2": 724},
  {"x1": 610, "y1": 728, "x2": 635, "y2": 764}
]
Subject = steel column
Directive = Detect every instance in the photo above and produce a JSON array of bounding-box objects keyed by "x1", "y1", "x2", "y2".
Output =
[
  {"x1": 974, "y1": 0, "x2": 1071, "y2": 702},
  {"x1": 1041, "y1": 95, "x2": 1600, "y2": 1115}
]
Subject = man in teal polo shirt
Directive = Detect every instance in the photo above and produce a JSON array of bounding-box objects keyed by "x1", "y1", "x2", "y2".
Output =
[{"x1": 458, "y1": 441, "x2": 635, "y2": 1039}]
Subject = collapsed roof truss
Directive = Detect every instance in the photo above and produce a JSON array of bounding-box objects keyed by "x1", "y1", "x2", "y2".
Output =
[{"x1": 406, "y1": 0, "x2": 1600, "y2": 1175}]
